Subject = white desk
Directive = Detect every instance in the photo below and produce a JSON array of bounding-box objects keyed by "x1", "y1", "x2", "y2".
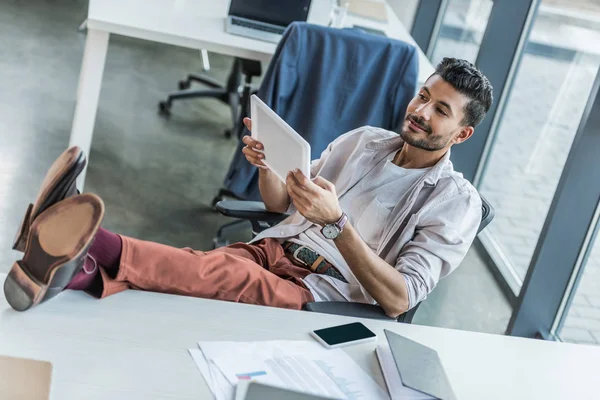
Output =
[
  {"x1": 71, "y1": 0, "x2": 434, "y2": 188},
  {"x1": 0, "y1": 273, "x2": 598, "y2": 400}
]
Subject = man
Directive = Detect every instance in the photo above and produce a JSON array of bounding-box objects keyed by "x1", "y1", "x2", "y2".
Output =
[{"x1": 5, "y1": 57, "x2": 492, "y2": 317}]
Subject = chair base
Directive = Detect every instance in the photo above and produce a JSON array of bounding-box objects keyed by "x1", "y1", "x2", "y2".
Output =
[{"x1": 159, "y1": 58, "x2": 261, "y2": 139}]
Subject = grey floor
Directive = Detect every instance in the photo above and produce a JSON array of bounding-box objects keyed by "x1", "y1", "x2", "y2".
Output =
[{"x1": 0, "y1": 0, "x2": 511, "y2": 334}]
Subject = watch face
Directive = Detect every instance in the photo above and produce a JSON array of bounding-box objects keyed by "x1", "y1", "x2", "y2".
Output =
[{"x1": 322, "y1": 224, "x2": 340, "y2": 239}]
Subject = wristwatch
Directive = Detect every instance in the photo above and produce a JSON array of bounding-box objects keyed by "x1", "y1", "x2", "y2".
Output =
[{"x1": 321, "y1": 212, "x2": 348, "y2": 240}]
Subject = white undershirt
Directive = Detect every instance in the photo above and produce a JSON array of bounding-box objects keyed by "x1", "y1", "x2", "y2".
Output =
[{"x1": 288, "y1": 153, "x2": 430, "y2": 302}]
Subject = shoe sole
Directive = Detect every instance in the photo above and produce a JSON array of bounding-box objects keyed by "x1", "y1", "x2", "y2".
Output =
[
  {"x1": 4, "y1": 194, "x2": 104, "y2": 311},
  {"x1": 13, "y1": 147, "x2": 86, "y2": 252}
]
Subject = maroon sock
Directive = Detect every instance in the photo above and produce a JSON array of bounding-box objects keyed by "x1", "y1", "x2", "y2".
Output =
[
  {"x1": 65, "y1": 256, "x2": 99, "y2": 291},
  {"x1": 89, "y1": 227, "x2": 122, "y2": 270}
]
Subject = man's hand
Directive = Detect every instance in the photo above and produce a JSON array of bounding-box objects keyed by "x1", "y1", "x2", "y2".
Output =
[
  {"x1": 286, "y1": 169, "x2": 342, "y2": 226},
  {"x1": 241, "y1": 118, "x2": 269, "y2": 170}
]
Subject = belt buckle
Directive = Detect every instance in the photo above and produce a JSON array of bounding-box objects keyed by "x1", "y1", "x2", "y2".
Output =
[{"x1": 292, "y1": 245, "x2": 309, "y2": 266}]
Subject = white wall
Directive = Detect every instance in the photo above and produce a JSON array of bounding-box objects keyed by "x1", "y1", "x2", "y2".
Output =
[{"x1": 388, "y1": 0, "x2": 420, "y2": 31}]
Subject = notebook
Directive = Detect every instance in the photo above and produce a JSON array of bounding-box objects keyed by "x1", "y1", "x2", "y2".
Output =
[
  {"x1": 376, "y1": 345, "x2": 436, "y2": 400},
  {"x1": 382, "y1": 330, "x2": 457, "y2": 400},
  {"x1": 0, "y1": 355, "x2": 53, "y2": 400}
]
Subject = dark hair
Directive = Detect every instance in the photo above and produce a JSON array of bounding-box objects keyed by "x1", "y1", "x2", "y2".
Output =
[{"x1": 433, "y1": 57, "x2": 493, "y2": 128}]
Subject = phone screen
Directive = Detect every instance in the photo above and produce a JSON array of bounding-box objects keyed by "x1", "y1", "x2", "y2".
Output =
[{"x1": 313, "y1": 322, "x2": 376, "y2": 346}]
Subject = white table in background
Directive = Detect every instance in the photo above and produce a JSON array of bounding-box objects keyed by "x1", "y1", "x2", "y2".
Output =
[
  {"x1": 0, "y1": 273, "x2": 598, "y2": 400},
  {"x1": 71, "y1": 0, "x2": 434, "y2": 188}
]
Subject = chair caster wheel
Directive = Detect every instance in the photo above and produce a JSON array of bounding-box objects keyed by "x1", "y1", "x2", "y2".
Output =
[
  {"x1": 158, "y1": 101, "x2": 171, "y2": 116},
  {"x1": 211, "y1": 194, "x2": 223, "y2": 210},
  {"x1": 224, "y1": 129, "x2": 232, "y2": 139},
  {"x1": 178, "y1": 80, "x2": 191, "y2": 90}
]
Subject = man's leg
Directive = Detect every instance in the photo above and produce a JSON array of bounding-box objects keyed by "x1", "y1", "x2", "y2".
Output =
[
  {"x1": 65, "y1": 227, "x2": 121, "y2": 291},
  {"x1": 5, "y1": 193, "x2": 104, "y2": 311},
  {"x1": 7, "y1": 145, "x2": 312, "y2": 310},
  {"x1": 66, "y1": 228, "x2": 314, "y2": 310}
]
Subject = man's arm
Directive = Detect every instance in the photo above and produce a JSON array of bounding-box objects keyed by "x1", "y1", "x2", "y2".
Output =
[
  {"x1": 286, "y1": 170, "x2": 409, "y2": 317},
  {"x1": 286, "y1": 170, "x2": 481, "y2": 319},
  {"x1": 241, "y1": 118, "x2": 290, "y2": 213},
  {"x1": 333, "y1": 223, "x2": 410, "y2": 317},
  {"x1": 258, "y1": 169, "x2": 290, "y2": 213}
]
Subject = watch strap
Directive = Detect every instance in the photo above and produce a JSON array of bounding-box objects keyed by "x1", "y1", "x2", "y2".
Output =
[{"x1": 335, "y1": 212, "x2": 348, "y2": 232}]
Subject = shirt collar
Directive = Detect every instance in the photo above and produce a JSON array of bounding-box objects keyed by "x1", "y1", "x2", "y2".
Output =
[{"x1": 365, "y1": 134, "x2": 453, "y2": 186}]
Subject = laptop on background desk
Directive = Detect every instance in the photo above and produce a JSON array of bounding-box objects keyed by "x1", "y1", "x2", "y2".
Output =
[{"x1": 226, "y1": 0, "x2": 312, "y2": 43}]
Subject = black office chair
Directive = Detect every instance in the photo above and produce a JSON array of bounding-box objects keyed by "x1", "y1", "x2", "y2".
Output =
[
  {"x1": 159, "y1": 58, "x2": 262, "y2": 139},
  {"x1": 213, "y1": 194, "x2": 495, "y2": 323}
]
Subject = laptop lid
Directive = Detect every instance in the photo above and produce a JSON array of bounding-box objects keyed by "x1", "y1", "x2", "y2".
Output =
[
  {"x1": 228, "y1": 0, "x2": 312, "y2": 27},
  {"x1": 240, "y1": 381, "x2": 340, "y2": 400},
  {"x1": 384, "y1": 330, "x2": 457, "y2": 400}
]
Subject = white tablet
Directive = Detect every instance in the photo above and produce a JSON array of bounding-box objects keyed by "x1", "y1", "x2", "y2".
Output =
[{"x1": 250, "y1": 95, "x2": 311, "y2": 183}]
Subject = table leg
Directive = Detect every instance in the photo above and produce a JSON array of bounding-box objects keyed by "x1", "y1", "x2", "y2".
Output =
[{"x1": 69, "y1": 28, "x2": 109, "y2": 191}]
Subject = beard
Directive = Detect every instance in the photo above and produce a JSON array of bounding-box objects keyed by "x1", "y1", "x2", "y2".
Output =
[{"x1": 400, "y1": 114, "x2": 452, "y2": 151}]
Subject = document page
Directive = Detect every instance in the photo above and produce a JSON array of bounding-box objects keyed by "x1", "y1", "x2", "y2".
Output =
[{"x1": 191, "y1": 340, "x2": 389, "y2": 400}]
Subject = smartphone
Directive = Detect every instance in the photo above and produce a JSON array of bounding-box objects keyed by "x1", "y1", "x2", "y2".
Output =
[{"x1": 311, "y1": 322, "x2": 377, "y2": 349}]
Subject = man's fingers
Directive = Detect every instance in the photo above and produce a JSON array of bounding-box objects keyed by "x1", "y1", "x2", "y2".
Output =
[
  {"x1": 288, "y1": 188, "x2": 310, "y2": 211},
  {"x1": 287, "y1": 178, "x2": 308, "y2": 200},
  {"x1": 248, "y1": 158, "x2": 266, "y2": 168},
  {"x1": 242, "y1": 147, "x2": 267, "y2": 169},
  {"x1": 286, "y1": 173, "x2": 302, "y2": 194},
  {"x1": 312, "y1": 176, "x2": 334, "y2": 191},
  {"x1": 242, "y1": 146, "x2": 265, "y2": 160},
  {"x1": 292, "y1": 169, "x2": 319, "y2": 194},
  {"x1": 292, "y1": 169, "x2": 309, "y2": 186},
  {"x1": 241, "y1": 134, "x2": 263, "y2": 150},
  {"x1": 243, "y1": 117, "x2": 252, "y2": 132}
]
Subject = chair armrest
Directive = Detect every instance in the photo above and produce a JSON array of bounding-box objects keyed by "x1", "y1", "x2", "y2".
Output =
[
  {"x1": 478, "y1": 194, "x2": 495, "y2": 234},
  {"x1": 303, "y1": 301, "x2": 397, "y2": 321},
  {"x1": 215, "y1": 200, "x2": 289, "y2": 224},
  {"x1": 304, "y1": 301, "x2": 422, "y2": 324}
]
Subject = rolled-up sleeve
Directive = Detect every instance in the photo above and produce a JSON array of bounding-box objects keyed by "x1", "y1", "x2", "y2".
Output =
[{"x1": 396, "y1": 191, "x2": 482, "y2": 309}]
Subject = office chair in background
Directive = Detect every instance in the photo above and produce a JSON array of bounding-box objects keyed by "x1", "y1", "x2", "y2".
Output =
[
  {"x1": 214, "y1": 195, "x2": 495, "y2": 323},
  {"x1": 210, "y1": 21, "x2": 420, "y2": 242},
  {"x1": 159, "y1": 56, "x2": 262, "y2": 139}
]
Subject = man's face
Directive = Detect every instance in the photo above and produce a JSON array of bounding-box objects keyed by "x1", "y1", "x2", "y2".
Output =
[{"x1": 400, "y1": 75, "x2": 473, "y2": 151}]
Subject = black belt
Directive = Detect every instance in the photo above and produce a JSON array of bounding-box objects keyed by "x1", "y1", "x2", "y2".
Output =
[{"x1": 283, "y1": 242, "x2": 348, "y2": 283}]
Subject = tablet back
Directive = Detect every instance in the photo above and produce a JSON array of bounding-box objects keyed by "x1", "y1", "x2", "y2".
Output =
[{"x1": 250, "y1": 95, "x2": 311, "y2": 183}]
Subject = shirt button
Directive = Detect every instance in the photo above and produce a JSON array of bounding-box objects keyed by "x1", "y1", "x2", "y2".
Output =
[{"x1": 280, "y1": 230, "x2": 285, "y2": 235}]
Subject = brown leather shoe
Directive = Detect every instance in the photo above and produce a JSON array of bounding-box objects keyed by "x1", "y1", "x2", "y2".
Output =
[
  {"x1": 4, "y1": 193, "x2": 104, "y2": 311},
  {"x1": 13, "y1": 146, "x2": 86, "y2": 252}
]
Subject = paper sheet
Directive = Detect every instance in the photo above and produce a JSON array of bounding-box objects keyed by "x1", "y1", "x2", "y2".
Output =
[
  {"x1": 189, "y1": 348, "x2": 234, "y2": 400},
  {"x1": 190, "y1": 341, "x2": 389, "y2": 400},
  {"x1": 375, "y1": 345, "x2": 435, "y2": 400}
]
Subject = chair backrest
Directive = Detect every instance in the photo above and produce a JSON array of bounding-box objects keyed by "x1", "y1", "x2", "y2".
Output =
[{"x1": 222, "y1": 22, "x2": 420, "y2": 201}]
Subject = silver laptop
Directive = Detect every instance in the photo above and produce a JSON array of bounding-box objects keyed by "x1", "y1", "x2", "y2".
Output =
[
  {"x1": 226, "y1": 0, "x2": 312, "y2": 43},
  {"x1": 241, "y1": 381, "x2": 340, "y2": 400}
]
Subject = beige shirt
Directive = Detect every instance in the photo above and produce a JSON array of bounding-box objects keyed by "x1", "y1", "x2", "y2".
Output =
[{"x1": 251, "y1": 126, "x2": 482, "y2": 309}]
